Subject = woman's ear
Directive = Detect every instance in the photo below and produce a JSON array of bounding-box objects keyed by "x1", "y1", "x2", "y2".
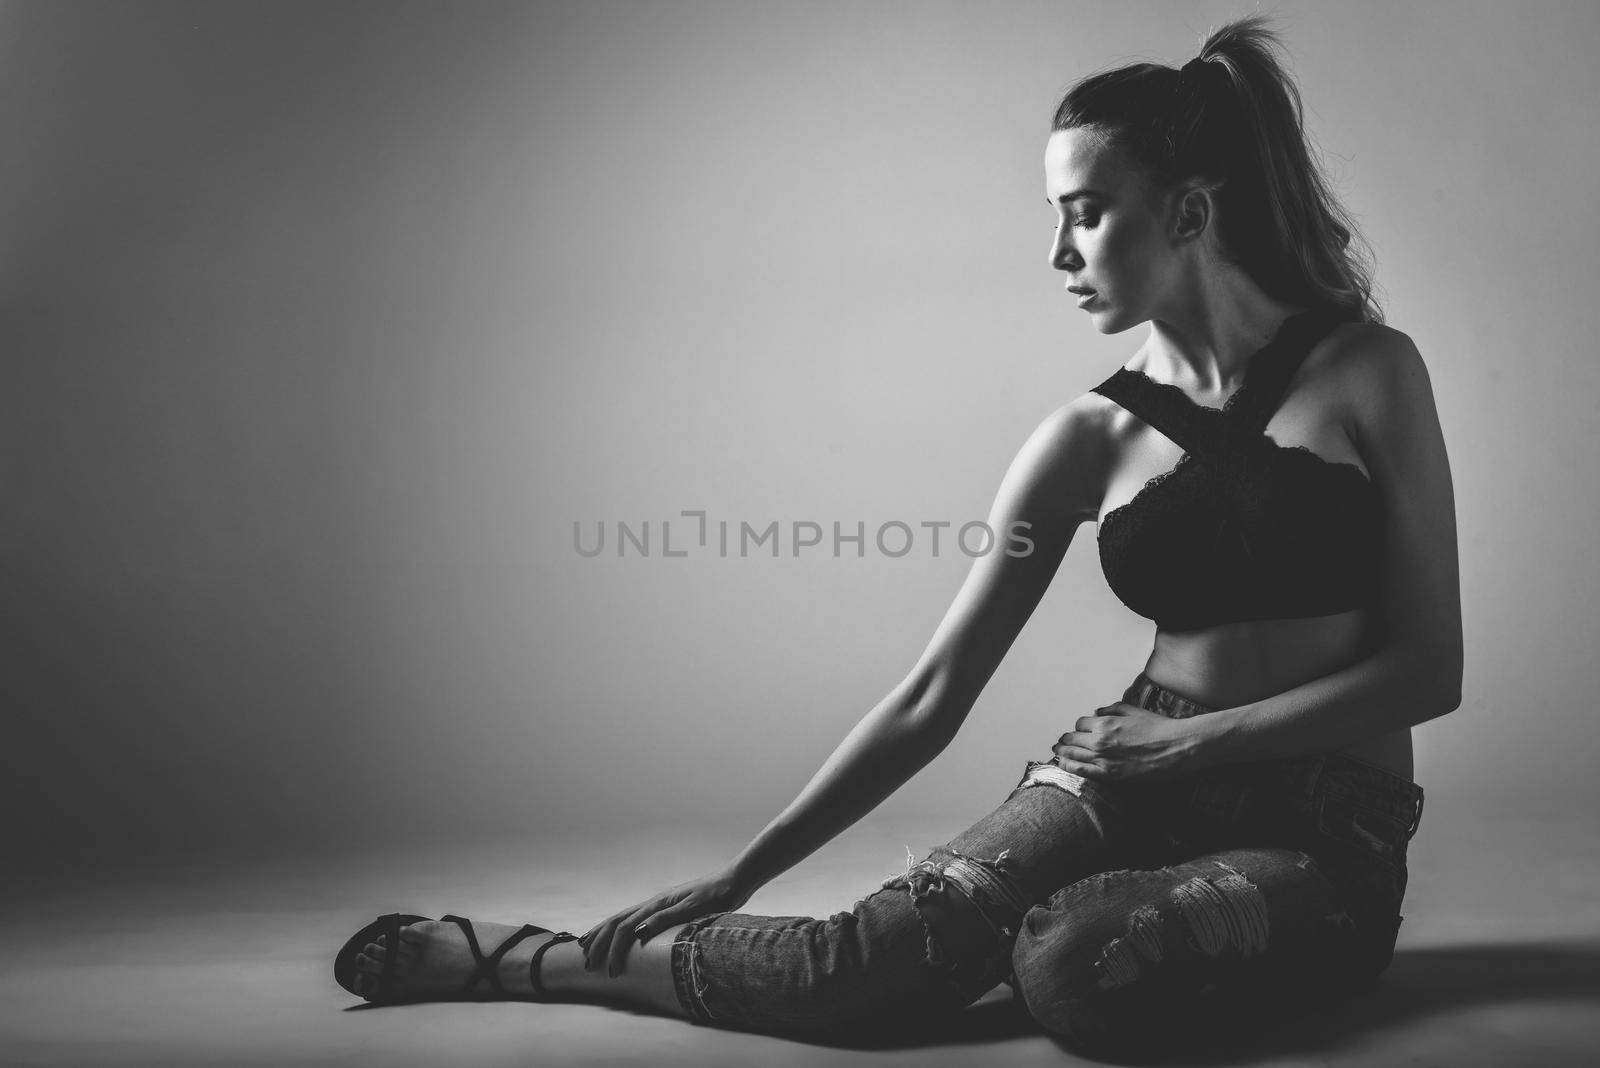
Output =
[{"x1": 1172, "y1": 183, "x2": 1215, "y2": 243}]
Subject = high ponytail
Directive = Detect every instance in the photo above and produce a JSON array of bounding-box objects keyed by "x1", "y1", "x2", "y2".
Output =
[{"x1": 1051, "y1": 14, "x2": 1383, "y2": 324}]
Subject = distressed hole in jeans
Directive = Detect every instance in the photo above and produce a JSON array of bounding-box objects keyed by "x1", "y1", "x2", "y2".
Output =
[
  {"x1": 1092, "y1": 864, "x2": 1270, "y2": 992},
  {"x1": 880, "y1": 844, "x2": 1030, "y2": 994},
  {"x1": 1017, "y1": 760, "x2": 1087, "y2": 798},
  {"x1": 1093, "y1": 904, "x2": 1166, "y2": 990},
  {"x1": 1172, "y1": 863, "x2": 1270, "y2": 959}
]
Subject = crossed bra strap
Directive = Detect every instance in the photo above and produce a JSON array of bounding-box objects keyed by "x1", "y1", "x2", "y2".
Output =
[{"x1": 1090, "y1": 309, "x2": 1343, "y2": 461}]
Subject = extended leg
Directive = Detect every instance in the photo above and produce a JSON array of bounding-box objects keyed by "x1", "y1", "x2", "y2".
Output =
[
  {"x1": 349, "y1": 757, "x2": 1136, "y2": 1030},
  {"x1": 666, "y1": 758, "x2": 1134, "y2": 1035}
]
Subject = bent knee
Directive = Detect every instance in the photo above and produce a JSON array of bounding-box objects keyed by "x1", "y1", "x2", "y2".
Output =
[
  {"x1": 1010, "y1": 926, "x2": 1216, "y2": 1059},
  {"x1": 1008, "y1": 864, "x2": 1273, "y2": 1053}
]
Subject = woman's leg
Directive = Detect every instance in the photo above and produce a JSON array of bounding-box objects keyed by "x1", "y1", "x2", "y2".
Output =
[
  {"x1": 351, "y1": 757, "x2": 1133, "y2": 1028},
  {"x1": 997, "y1": 673, "x2": 1424, "y2": 1059},
  {"x1": 661, "y1": 758, "x2": 1137, "y2": 1035},
  {"x1": 350, "y1": 672, "x2": 1177, "y2": 1015},
  {"x1": 1010, "y1": 844, "x2": 1398, "y2": 1060}
]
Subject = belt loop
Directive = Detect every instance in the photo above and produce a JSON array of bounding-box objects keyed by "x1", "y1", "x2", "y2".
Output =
[
  {"x1": 1128, "y1": 672, "x2": 1155, "y2": 711},
  {"x1": 1407, "y1": 787, "x2": 1426, "y2": 840}
]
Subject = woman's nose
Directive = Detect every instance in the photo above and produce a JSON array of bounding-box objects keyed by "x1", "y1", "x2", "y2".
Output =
[{"x1": 1048, "y1": 230, "x2": 1078, "y2": 272}]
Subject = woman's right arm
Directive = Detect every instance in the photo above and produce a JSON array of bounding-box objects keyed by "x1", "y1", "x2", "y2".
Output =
[
  {"x1": 726, "y1": 397, "x2": 1103, "y2": 890},
  {"x1": 583, "y1": 397, "x2": 1104, "y2": 975}
]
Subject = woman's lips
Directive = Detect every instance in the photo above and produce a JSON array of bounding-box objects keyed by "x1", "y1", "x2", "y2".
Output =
[{"x1": 1074, "y1": 289, "x2": 1098, "y2": 308}]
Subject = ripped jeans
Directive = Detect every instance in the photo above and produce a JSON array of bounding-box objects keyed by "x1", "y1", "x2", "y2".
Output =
[{"x1": 669, "y1": 672, "x2": 1425, "y2": 1055}]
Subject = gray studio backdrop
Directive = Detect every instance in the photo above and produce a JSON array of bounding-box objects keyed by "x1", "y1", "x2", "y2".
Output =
[{"x1": 5, "y1": 0, "x2": 1595, "y2": 880}]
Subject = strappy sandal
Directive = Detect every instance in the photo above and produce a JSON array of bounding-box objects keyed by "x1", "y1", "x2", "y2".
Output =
[{"x1": 334, "y1": 912, "x2": 580, "y2": 1003}]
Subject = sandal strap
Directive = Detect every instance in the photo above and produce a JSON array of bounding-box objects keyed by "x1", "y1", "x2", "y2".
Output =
[
  {"x1": 530, "y1": 932, "x2": 579, "y2": 1000},
  {"x1": 440, "y1": 914, "x2": 551, "y2": 995},
  {"x1": 378, "y1": 913, "x2": 403, "y2": 999}
]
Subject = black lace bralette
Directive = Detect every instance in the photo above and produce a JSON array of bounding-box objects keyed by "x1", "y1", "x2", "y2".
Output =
[{"x1": 1090, "y1": 308, "x2": 1384, "y2": 632}]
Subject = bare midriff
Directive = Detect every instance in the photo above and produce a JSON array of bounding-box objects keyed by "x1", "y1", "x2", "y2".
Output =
[{"x1": 1141, "y1": 605, "x2": 1414, "y2": 781}]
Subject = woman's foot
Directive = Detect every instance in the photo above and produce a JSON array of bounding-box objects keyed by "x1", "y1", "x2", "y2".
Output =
[{"x1": 352, "y1": 918, "x2": 561, "y2": 1002}]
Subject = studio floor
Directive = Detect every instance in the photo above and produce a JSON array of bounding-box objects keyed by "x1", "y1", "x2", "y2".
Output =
[{"x1": 3, "y1": 808, "x2": 1597, "y2": 1067}]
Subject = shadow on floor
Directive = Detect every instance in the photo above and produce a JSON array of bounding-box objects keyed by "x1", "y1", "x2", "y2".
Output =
[
  {"x1": 1174, "y1": 940, "x2": 1600, "y2": 1066},
  {"x1": 770, "y1": 940, "x2": 1600, "y2": 1060}
]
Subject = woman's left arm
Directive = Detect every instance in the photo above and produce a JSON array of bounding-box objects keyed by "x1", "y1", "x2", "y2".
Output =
[
  {"x1": 1195, "y1": 327, "x2": 1463, "y2": 762},
  {"x1": 1058, "y1": 327, "x2": 1463, "y2": 777}
]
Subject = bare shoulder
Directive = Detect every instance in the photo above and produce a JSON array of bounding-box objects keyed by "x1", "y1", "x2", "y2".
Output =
[
  {"x1": 1033, "y1": 389, "x2": 1117, "y2": 445},
  {"x1": 1316, "y1": 321, "x2": 1435, "y2": 427},
  {"x1": 1009, "y1": 391, "x2": 1113, "y2": 527},
  {"x1": 1317, "y1": 320, "x2": 1427, "y2": 385},
  {"x1": 1301, "y1": 321, "x2": 1431, "y2": 425}
]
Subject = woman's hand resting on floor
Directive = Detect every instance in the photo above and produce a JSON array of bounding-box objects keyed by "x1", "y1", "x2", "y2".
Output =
[
  {"x1": 1051, "y1": 702, "x2": 1210, "y2": 781},
  {"x1": 579, "y1": 866, "x2": 755, "y2": 978}
]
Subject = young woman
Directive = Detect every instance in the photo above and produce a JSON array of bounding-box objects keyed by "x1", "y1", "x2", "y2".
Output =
[{"x1": 334, "y1": 15, "x2": 1461, "y2": 1057}]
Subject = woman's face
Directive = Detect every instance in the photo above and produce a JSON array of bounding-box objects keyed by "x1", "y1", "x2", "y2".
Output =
[{"x1": 1043, "y1": 127, "x2": 1178, "y2": 333}]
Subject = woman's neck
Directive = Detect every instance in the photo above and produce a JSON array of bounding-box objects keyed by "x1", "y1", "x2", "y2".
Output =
[{"x1": 1142, "y1": 287, "x2": 1308, "y2": 395}]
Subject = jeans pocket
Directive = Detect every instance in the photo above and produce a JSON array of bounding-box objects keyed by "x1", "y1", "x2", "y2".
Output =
[
  {"x1": 1316, "y1": 784, "x2": 1409, "y2": 864},
  {"x1": 1313, "y1": 782, "x2": 1411, "y2": 909}
]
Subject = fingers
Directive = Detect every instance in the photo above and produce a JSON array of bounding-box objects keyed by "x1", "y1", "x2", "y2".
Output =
[
  {"x1": 604, "y1": 905, "x2": 656, "y2": 978},
  {"x1": 1053, "y1": 755, "x2": 1112, "y2": 780},
  {"x1": 1052, "y1": 742, "x2": 1100, "y2": 764},
  {"x1": 579, "y1": 901, "x2": 659, "y2": 978},
  {"x1": 578, "y1": 912, "x2": 624, "y2": 976},
  {"x1": 1057, "y1": 728, "x2": 1100, "y2": 754},
  {"x1": 1062, "y1": 712, "x2": 1126, "y2": 748},
  {"x1": 578, "y1": 911, "x2": 623, "y2": 966},
  {"x1": 1050, "y1": 732, "x2": 1111, "y2": 777},
  {"x1": 634, "y1": 899, "x2": 693, "y2": 946}
]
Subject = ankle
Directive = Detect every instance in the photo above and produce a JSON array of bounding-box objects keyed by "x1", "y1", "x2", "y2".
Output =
[{"x1": 527, "y1": 931, "x2": 580, "y2": 998}]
